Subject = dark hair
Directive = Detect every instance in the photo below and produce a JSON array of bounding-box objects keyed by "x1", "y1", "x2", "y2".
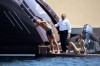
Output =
[
  {"x1": 33, "y1": 19, "x2": 37, "y2": 22},
  {"x1": 79, "y1": 34, "x2": 84, "y2": 39},
  {"x1": 75, "y1": 38, "x2": 79, "y2": 42}
]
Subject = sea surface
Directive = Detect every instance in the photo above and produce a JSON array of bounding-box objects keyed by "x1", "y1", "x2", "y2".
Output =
[{"x1": 0, "y1": 56, "x2": 100, "y2": 66}]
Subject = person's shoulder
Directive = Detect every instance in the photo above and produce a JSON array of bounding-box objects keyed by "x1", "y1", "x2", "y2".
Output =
[
  {"x1": 65, "y1": 19, "x2": 70, "y2": 22},
  {"x1": 58, "y1": 19, "x2": 62, "y2": 23},
  {"x1": 59, "y1": 19, "x2": 62, "y2": 21},
  {"x1": 65, "y1": 19, "x2": 70, "y2": 24},
  {"x1": 81, "y1": 39, "x2": 85, "y2": 43}
]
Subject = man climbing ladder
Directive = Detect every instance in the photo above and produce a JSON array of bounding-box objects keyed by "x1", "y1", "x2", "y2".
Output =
[{"x1": 33, "y1": 18, "x2": 60, "y2": 54}]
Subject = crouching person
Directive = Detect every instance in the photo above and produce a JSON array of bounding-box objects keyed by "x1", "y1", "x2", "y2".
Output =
[{"x1": 68, "y1": 34, "x2": 87, "y2": 55}]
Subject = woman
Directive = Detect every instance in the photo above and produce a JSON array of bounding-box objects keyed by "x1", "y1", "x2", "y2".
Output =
[{"x1": 68, "y1": 34, "x2": 87, "y2": 55}]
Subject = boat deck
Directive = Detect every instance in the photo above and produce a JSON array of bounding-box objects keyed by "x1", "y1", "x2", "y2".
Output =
[{"x1": 37, "y1": 53, "x2": 100, "y2": 57}]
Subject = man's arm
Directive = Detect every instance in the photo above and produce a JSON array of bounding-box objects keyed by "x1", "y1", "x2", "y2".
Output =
[
  {"x1": 39, "y1": 18, "x2": 47, "y2": 23},
  {"x1": 66, "y1": 20, "x2": 71, "y2": 34},
  {"x1": 54, "y1": 23, "x2": 59, "y2": 27},
  {"x1": 66, "y1": 20, "x2": 71, "y2": 39},
  {"x1": 81, "y1": 40, "x2": 86, "y2": 50},
  {"x1": 68, "y1": 24, "x2": 71, "y2": 33},
  {"x1": 54, "y1": 20, "x2": 60, "y2": 27},
  {"x1": 39, "y1": 20, "x2": 46, "y2": 23}
]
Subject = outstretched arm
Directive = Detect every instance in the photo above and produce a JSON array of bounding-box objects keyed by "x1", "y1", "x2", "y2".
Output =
[
  {"x1": 81, "y1": 40, "x2": 86, "y2": 51},
  {"x1": 38, "y1": 19, "x2": 47, "y2": 24}
]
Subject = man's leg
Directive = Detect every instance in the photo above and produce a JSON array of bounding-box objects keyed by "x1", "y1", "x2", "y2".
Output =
[
  {"x1": 69, "y1": 42, "x2": 79, "y2": 52},
  {"x1": 47, "y1": 36, "x2": 55, "y2": 53},
  {"x1": 63, "y1": 32, "x2": 68, "y2": 50},
  {"x1": 51, "y1": 34, "x2": 60, "y2": 53},
  {"x1": 59, "y1": 31, "x2": 67, "y2": 52},
  {"x1": 59, "y1": 32, "x2": 64, "y2": 52}
]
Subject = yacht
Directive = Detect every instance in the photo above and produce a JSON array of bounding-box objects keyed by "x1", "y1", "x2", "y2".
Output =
[{"x1": 0, "y1": 0, "x2": 99, "y2": 54}]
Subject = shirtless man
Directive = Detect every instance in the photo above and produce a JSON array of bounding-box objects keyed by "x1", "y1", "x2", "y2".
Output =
[{"x1": 34, "y1": 18, "x2": 60, "y2": 53}]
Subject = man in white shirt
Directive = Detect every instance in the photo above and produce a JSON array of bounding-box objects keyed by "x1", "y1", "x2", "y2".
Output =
[{"x1": 55, "y1": 14, "x2": 71, "y2": 53}]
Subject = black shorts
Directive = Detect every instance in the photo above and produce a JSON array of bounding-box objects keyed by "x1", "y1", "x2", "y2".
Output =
[{"x1": 46, "y1": 29, "x2": 54, "y2": 36}]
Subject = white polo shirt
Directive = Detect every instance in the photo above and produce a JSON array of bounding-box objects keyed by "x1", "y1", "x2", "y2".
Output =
[{"x1": 55, "y1": 19, "x2": 71, "y2": 33}]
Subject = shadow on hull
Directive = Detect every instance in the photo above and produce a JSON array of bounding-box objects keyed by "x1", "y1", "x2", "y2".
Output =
[{"x1": 0, "y1": 0, "x2": 43, "y2": 54}]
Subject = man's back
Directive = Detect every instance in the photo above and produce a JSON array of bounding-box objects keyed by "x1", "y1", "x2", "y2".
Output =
[{"x1": 37, "y1": 19, "x2": 52, "y2": 31}]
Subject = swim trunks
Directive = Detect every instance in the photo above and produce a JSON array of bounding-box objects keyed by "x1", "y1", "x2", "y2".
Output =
[{"x1": 46, "y1": 29, "x2": 54, "y2": 36}]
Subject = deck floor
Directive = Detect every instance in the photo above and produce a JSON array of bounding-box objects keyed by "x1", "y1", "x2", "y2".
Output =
[{"x1": 37, "y1": 53, "x2": 100, "y2": 57}]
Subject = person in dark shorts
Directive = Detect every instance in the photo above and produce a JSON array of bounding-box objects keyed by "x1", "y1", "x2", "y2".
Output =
[
  {"x1": 46, "y1": 29, "x2": 54, "y2": 36},
  {"x1": 34, "y1": 18, "x2": 60, "y2": 54}
]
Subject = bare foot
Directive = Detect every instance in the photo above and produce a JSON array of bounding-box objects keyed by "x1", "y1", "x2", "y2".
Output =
[
  {"x1": 51, "y1": 51, "x2": 55, "y2": 54},
  {"x1": 56, "y1": 51, "x2": 60, "y2": 54}
]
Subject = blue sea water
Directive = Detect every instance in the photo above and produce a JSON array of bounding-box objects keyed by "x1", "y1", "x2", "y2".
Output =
[{"x1": 0, "y1": 57, "x2": 100, "y2": 66}]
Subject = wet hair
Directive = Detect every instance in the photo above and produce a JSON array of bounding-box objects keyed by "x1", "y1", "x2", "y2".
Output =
[
  {"x1": 79, "y1": 34, "x2": 84, "y2": 39},
  {"x1": 75, "y1": 34, "x2": 84, "y2": 42},
  {"x1": 33, "y1": 19, "x2": 37, "y2": 22},
  {"x1": 75, "y1": 38, "x2": 79, "y2": 42}
]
